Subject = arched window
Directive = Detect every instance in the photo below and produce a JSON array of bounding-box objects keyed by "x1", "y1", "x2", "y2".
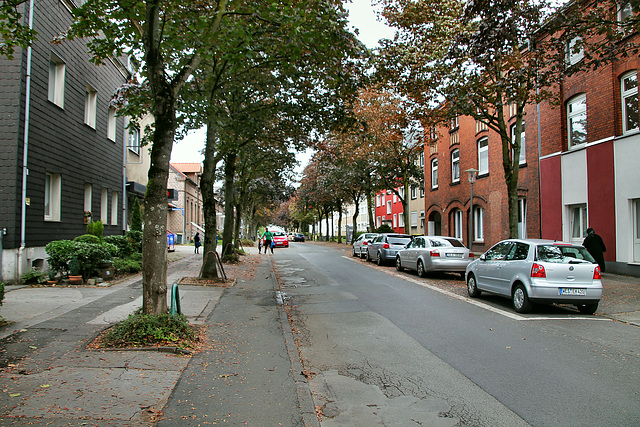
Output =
[{"x1": 451, "y1": 208, "x2": 463, "y2": 239}]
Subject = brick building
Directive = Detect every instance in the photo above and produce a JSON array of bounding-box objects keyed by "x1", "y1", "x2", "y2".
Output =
[
  {"x1": 0, "y1": 0, "x2": 131, "y2": 281},
  {"x1": 167, "y1": 163, "x2": 204, "y2": 244},
  {"x1": 538, "y1": 38, "x2": 640, "y2": 275},
  {"x1": 424, "y1": 109, "x2": 541, "y2": 253}
]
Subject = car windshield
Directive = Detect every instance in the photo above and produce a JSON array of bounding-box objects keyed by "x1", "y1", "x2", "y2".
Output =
[
  {"x1": 536, "y1": 244, "x2": 596, "y2": 264},
  {"x1": 388, "y1": 237, "x2": 412, "y2": 245},
  {"x1": 272, "y1": 232, "x2": 285, "y2": 237}
]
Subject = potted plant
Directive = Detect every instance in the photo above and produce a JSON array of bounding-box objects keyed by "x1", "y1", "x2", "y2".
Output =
[
  {"x1": 46, "y1": 271, "x2": 58, "y2": 286},
  {"x1": 84, "y1": 210, "x2": 92, "y2": 225},
  {"x1": 68, "y1": 258, "x2": 83, "y2": 285}
]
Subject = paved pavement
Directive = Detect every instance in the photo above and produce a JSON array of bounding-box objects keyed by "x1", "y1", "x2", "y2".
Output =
[{"x1": 0, "y1": 242, "x2": 637, "y2": 426}]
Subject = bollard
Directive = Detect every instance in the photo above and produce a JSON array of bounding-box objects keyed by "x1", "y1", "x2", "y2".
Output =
[{"x1": 170, "y1": 282, "x2": 181, "y2": 316}]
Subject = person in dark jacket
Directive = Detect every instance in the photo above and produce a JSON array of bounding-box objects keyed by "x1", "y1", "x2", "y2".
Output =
[
  {"x1": 583, "y1": 227, "x2": 606, "y2": 272},
  {"x1": 194, "y1": 232, "x2": 201, "y2": 254}
]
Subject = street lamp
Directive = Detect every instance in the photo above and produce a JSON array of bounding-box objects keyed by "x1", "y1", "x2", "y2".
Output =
[{"x1": 465, "y1": 168, "x2": 479, "y2": 249}]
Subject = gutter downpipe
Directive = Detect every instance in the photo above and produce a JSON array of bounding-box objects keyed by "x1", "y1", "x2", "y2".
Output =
[
  {"x1": 536, "y1": 75, "x2": 543, "y2": 239},
  {"x1": 18, "y1": 0, "x2": 36, "y2": 280}
]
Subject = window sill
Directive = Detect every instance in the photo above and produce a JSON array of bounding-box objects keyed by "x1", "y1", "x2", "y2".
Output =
[
  {"x1": 431, "y1": 186, "x2": 438, "y2": 191},
  {"x1": 450, "y1": 181, "x2": 461, "y2": 186},
  {"x1": 477, "y1": 173, "x2": 489, "y2": 179}
]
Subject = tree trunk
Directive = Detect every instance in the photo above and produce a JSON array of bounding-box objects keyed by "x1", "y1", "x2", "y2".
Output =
[
  {"x1": 199, "y1": 125, "x2": 218, "y2": 279},
  {"x1": 351, "y1": 194, "x2": 360, "y2": 240},
  {"x1": 402, "y1": 182, "x2": 410, "y2": 234},
  {"x1": 337, "y1": 202, "x2": 343, "y2": 244},
  {"x1": 366, "y1": 191, "x2": 375, "y2": 232},
  {"x1": 222, "y1": 152, "x2": 237, "y2": 257}
]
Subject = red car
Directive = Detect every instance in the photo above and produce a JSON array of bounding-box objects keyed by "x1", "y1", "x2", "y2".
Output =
[{"x1": 272, "y1": 231, "x2": 289, "y2": 248}]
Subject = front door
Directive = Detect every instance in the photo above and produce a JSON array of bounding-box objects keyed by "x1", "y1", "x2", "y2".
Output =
[{"x1": 634, "y1": 199, "x2": 640, "y2": 263}]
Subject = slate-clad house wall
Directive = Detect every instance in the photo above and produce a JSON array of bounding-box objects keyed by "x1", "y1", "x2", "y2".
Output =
[{"x1": 0, "y1": 0, "x2": 130, "y2": 281}]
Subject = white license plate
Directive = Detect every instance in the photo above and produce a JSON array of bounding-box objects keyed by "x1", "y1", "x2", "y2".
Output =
[
  {"x1": 559, "y1": 288, "x2": 586, "y2": 296},
  {"x1": 446, "y1": 253, "x2": 463, "y2": 258}
]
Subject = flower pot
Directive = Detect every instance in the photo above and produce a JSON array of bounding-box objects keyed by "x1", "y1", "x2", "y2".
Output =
[
  {"x1": 46, "y1": 280, "x2": 58, "y2": 286},
  {"x1": 68, "y1": 275, "x2": 83, "y2": 285}
]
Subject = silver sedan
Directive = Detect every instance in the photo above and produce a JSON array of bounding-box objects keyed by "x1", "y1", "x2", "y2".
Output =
[
  {"x1": 396, "y1": 236, "x2": 473, "y2": 277},
  {"x1": 352, "y1": 233, "x2": 379, "y2": 259}
]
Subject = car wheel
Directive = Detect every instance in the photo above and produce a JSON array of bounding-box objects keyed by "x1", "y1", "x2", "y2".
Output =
[
  {"x1": 417, "y1": 260, "x2": 427, "y2": 278},
  {"x1": 396, "y1": 257, "x2": 403, "y2": 271},
  {"x1": 376, "y1": 252, "x2": 383, "y2": 266},
  {"x1": 512, "y1": 284, "x2": 533, "y2": 313},
  {"x1": 366, "y1": 250, "x2": 372, "y2": 262},
  {"x1": 352, "y1": 247, "x2": 357, "y2": 257},
  {"x1": 467, "y1": 274, "x2": 481, "y2": 297},
  {"x1": 577, "y1": 303, "x2": 598, "y2": 315}
]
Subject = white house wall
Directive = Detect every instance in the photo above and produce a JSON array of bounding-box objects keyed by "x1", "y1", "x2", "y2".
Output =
[{"x1": 614, "y1": 133, "x2": 640, "y2": 266}]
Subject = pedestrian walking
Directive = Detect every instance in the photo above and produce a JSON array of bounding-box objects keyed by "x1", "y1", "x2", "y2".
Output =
[
  {"x1": 261, "y1": 228, "x2": 274, "y2": 254},
  {"x1": 583, "y1": 227, "x2": 606, "y2": 272},
  {"x1": 194, "y1": 232, "x2": 201, "y2": 254}
]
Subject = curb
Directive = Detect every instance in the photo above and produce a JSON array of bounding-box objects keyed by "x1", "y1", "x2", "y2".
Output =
[{"x1": 269, "y1": 259, "x2": 320, "y2": 427}]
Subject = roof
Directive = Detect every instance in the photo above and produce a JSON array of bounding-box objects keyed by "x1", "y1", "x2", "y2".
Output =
[{"x1": 171, "y1": 163, "x2": 203, "y2": 174}]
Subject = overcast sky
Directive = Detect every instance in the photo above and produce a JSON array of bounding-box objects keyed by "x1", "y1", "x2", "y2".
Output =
[{"x1": 170, "y1": 1, "x2": 395, "y2": 174}]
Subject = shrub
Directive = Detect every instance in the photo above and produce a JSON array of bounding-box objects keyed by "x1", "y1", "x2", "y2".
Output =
[
  {"x1": 46, "y1": 240, "x2": 113, "y2": 279},
  {"x1": 375, "y1": 224, "x2": 393, "y2": 233},
  {"x1": 112, "y1": 257, "x2": 142, "y2": 274},
  {"x1": 74, "y1": 234, "x2": 101, "y2": 245},
  {"x1": 86, "y1": 220, "x2": 104, "y2": 241},
  {"x1": 21, "y1": 268, "x2": 47, "y2": 285},
  {"x1": 104, "y1": 235, "x2": 134, "y2": 258},
  {"x1": 131, "y1": 198, "x2": 142, "y2": 232},
  {"x1": 0, "y1": 282, "x2": 4, "y2": 306},
  {"x1": 126, "y1": 230, "x2": 143, "y2": 252},
  {"x1": 102, "y1": 311, "x2": 197, "y2": 349}
]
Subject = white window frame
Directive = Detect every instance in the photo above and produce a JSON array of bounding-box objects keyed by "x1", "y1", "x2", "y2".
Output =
[
  {"x1": 633, "y1": 198, "x2": 640, "y2": 263},
  {"x1": 393, "y1": 193, "x2": 397, "y2": 203},
  {"x1": 452, "y1": 209, "x2": 463, "y2": 240},
  {"x1": 569, "y1": 204, "x2": 588, "y2": 244},
  {"x1": 419, "y1": 152, "x2": 424, "y2": 168},
  {"x1": 410, "y1": 186, "x2": 417, "y2": 200},
  {"x1": 567, "y1": 94, "x2": 587, "y2": 148},
  {"x1": 376, "y1": 216, "x2": 381, "y2": 228},
  {"x1": 411, "y1": 211, "x2": 418, "y2": 227},
  {"x1": 110, "y1": 191, "x2": 118, "y2": 225},
  {"x1": 84, "y1": 183, "x2": 92, "y2": 214},
  {"x1": 101, "y1": 188, "x2": 108, "y2": 223},
  {"x1": 386, "y1": 200, "x2": 392, "y2": 215},
  {"x1": 566, "y1": 36, "x2": 584, "y2": 66},
  {"x1": 474, "y1": 206, "x2": 484, "y2": 242},
  {"x1": 48, "y1": 52, "x2": 65, "y2": 108},
  {"x1": 478, "y1": 138, "x2": 489, "y2": 175},
  {"x1": 450, "y1": 115, "x2": 459, "y2": 130},
  {"x1": 619, "y1": 2, "x2": 633, "y2": 22},
  {"x1": 621, "y1": 71, "x2": 639, "y2": 134},
  {"x1": 393, "y1": 214, "x2": 397, "y2": 229},
  {"x1": 451, "y1": 149, "x2": 460, "y2": 183},
  {"x1": 108, "y1": 107, "x2": 117, "y2": 141},
  {"x1": 511, "y1": 122, "x2": 526, "y2": 165},
  {"x1": 431, "y1": 158, "x2": 438, "y2": 189},
  {"x1": 44, "y1": 172, "x2": 62, "y2": 221},
  {"x1": 518, "y1": 199, "x2": 527, "y2": 239},
  {"x1": 376, "y1": 194, "x2": 380, "y2": 207},
  {"x1": 420, "y1": 186, "x2": 424, "y2": 198},
  {"x1": 84, "y1": 84, "x2": 97, "y2": 128},
  {"x1": 128, "y1": 124, "x2": 141, "y2": 155}
]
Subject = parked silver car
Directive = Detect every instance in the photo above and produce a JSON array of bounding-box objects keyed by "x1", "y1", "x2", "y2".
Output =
[
  {"x1": 465, "y1": 239, "x2": 603, "y2": 314},
  {"x1": 396, "y1": 236, "x2": 473, "y2": 277},
  {"x1": 352, "y1": 233, "x2": 379, "y2": 259},
  {"x1": 366, "y1": 233, "x2": 412, "y2": 265}
]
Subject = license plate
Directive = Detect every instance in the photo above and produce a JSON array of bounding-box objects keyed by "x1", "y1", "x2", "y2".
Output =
[
  {"x1": 559, "y1": 288, "x2": 586, "y2": 296},
  {"x1": 446, "y1": 253, "x2": 463, "y2": 258}
]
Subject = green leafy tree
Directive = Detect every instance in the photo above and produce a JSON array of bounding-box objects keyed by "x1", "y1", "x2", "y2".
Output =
[
  {"x1": 0, "y1": 0, "x2": 37, "y2": 59},
  {"x1": 130, "y1": 198, "x2": 142, "y2": 232}
]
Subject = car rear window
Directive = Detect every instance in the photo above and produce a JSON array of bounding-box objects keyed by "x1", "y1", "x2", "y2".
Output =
[
  {"x1": 441, "y1": 238, "x2": 465, "y2": 247},
  {"x1": 536, "y1": 245, "x2": 596, "y2": 264},
  {"x1": 388, "y1": 237, "x2": 412, "y2": 245}
]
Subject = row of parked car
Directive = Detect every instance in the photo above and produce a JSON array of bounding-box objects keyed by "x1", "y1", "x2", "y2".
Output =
[{"x1": 352, "y1": 233, "x2": 603, "y2": 315}]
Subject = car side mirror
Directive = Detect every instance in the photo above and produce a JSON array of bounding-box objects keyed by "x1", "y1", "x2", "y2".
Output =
[{"x1": 479, "y1": 255, "x2": 486, "y2": 261}]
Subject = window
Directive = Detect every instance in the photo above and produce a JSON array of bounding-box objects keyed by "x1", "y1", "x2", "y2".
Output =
[
  {"x1": 420, "y1": 210, "x2": 425, "y2": 229},
  {"x1": 511, "y1": 122, "x2": 526, "y2": 164},
  {"x1": 621, "y1": 71, "x2": 639, "y2": 134},
  {"x1": 108, "y1": 107, "x2": 117, "y2": 141},
  {"x1": 44, "y1": 172, "x2": 61, "y2": 221},
  {"x1": 84, "y1": 183, "x2": 92, "y2": 216},
  {"x1": 386, "y1": 200, "x2": 392, "y2": 215},
  {"x1": 84, "y1": 84, "x2": 97, "y2": 128},
  {"x1": 451, "y1": 149, "x2": 460, "y2": 183},
  {"x1": 633, "y1": 199, "x2": 640, "y2": 263},
  {"x1": 411, "y1": 211, "x2": 418, "y2": 227},
  {"x1": 478, "y1": 138, "x2": 488, "y2": 174},
  {"x1": 376, "y1": 216, "x2": 381, "y2": 228},
  {"x1": 570, "y1": 204, "x2": 588, "y2": 240},
  {"x1": 376, "y1": 194, "x2": 380, "y2": 207},
  {"x1": 566, "y1": 36, "x2": 584, "y2": 66},
  {"x1": 420, "y1": 186, "x2": 424, "y2": 198},
  {"x1": 619, "y1": 2, "x2": 633, "y2": 22},
  {"x1": 393, "y1": 214, "x2": 397, "y2": 228},
  {"x1": 450, "y1": 115, "x2": 459, "y2": 129},
  {"x1": 128, "y1": 125, "x2": 141, "y2": 155},
  {"x1": 398, "y1": 213, "x2": 404, "y2": 228},
  {"x1": 518, "y1": 199, "x2": 527, "y2": 239},
  {"x1": 381, "y1": 194, "x2": 385, "y2": 206},
  {"x1": 410, "y1": 186, "x2": 417, "y2": 200},
  {"x1": 393, "y1": 193, "x2": 397, "y2": 203},
  {"x1": 431, "y1": 158, "x2": 438, "y2": 189},
  {"x1": 474, "y1": 206, "x2": 484, "y2": 241},
  {"x1": 101, "y1": 188, "x2": 108, "y2": 222},
  {"x1": 419, "y1": 152, "x2": 424, "y2": 168},
  {"x1": 48, "y1": 53, "x2": 65, "y2": 108},
  {"x1": 111, "y1": 191, "x2": 118, "y2": 225},
  {"x1": 506, "y1": 242, "x2": 530, "y2": 261},
  {"x1": 484, "y1": 241, "x2": 512, "y2": 260},
  {"x1": 567, "y1": 94, "x2": 587, "y2": 147},
  {"x1": 452, "y1": 209, "x2": 463, "y2": 239}
]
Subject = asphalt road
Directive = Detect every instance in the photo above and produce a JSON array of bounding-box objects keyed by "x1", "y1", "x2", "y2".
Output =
[{"x1": 275, "y1": 242, "x2": 640, "y2": 426}]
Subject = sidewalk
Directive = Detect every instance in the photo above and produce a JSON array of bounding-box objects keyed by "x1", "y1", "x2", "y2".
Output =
[{"x1": 0, "y1": 244, "x2": 311, "y2": 426}]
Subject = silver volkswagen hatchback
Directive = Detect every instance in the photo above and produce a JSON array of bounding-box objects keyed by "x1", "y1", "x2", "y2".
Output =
[
  {"x1": 465, "y1": 239, "x2": 603, "y2": 314},
  {"x1": 396, "y1": 236, "x2": 473, "y2": 277}
]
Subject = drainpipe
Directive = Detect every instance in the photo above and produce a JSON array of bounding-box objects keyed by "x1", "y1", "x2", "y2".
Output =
[
  {"x1": 122, "y1": 123, "x2": 127, "y2": 234},
  {"x1": 18, "y1": 0, "x2": 36, "y2": 279}
]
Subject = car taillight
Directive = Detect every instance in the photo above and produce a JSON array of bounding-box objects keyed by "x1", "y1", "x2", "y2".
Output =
[
  {"x1": 469, "y1": 253, "x2": 474, "y2": 257},
  {"x1": 430, "y1": 250, "x2": 440, "y2": 257},
  {"x1": 363, "y1": 241, "x2": 368, "y2": 246},
  {"x1": 593, "y1": 266, "x2": 601, "y2": 280},
  {"x1": 531, "y1": 263, "x2": 546, "y2": 278},
  {"x1": 383, "y1": 243, "x2": 389, "y2": 249}
]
